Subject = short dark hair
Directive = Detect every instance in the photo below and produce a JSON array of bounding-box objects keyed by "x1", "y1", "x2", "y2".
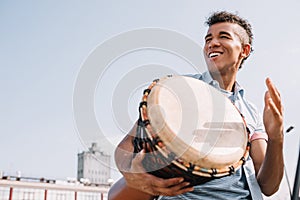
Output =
[{"x1": 205, "y1": 11, "x2": 254, "y2": 68}]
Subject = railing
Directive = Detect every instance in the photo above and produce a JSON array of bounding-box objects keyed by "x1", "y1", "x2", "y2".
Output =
[{"x1": 0, "y1": 178, "x2": 109, "y2": 200}]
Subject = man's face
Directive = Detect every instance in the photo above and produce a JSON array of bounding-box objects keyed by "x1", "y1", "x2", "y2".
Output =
[{"x1": 203, "y1": 22, "x2": 247, "y2": 75}]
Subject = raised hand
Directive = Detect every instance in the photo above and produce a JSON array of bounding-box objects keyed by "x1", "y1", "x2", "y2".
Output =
[{"x1": 263, "y1": 78, "x2": 284, "y2": 141}]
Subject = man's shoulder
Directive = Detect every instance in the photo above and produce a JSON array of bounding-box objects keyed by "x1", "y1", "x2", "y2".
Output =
[{"x1": 183, "y1": 73, "x2": 202, "y2": 79}]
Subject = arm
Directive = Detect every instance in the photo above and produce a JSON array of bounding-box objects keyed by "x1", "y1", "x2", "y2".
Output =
[
  {"x1": 250, "y1": 78, "x2": 284, "y2": 196},
  {"x1": 108, "y1": 177, "x2": 155, "y2": 200},
  {"x1": 108, "y1": 123, "x2": 155, "y2": 200},
  {"x1": 108, "y1": 122, "x2": 193, "y2": 200}
]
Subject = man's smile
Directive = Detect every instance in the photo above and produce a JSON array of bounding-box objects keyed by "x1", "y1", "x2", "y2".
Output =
[{"x1": 208, "y1": 51, "x2": 223, "y2": 58}]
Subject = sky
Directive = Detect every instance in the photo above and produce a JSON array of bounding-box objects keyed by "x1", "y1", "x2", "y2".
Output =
[{"x1": 1, "y1": 1, "x2": 299, "y2": 199}]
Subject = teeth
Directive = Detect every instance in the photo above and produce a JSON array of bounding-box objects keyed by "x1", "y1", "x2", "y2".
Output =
[{"x1": 209, "y1": 52, "x2": 221, "y2": 58}]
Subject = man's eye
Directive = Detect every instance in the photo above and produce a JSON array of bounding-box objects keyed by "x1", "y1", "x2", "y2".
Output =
[
  {"x1": 220, "y1": 35, "x2": 230, "y2": 39},
  {"x1": 205, "y1": 38, "x2": 211, "y2": 43}
]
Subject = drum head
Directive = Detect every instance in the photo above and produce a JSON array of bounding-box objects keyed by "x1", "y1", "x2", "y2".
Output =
[{"x1": 146, "y1": 76, "x2": 247, "y2": 169}]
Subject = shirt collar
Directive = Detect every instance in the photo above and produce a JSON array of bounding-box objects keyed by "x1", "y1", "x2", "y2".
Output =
[
  {"x1": 200, "y1": 71, "x2": 245, "y2": 98},
  {"x1": 234, "y1": 81, "x2": 244, "y2": 97}
]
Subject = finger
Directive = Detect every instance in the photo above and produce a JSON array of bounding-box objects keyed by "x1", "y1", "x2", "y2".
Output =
[
  {"x1": 265, "y1": 78, "x2": 283, "y2": 114},
  {"x1": 151, "y1": 177, "x2": 185, "y2": 188},
  {"x1": 153, "y1": 181, "x2": 194, "y2": 196},
  {"x1": 264, "y1": 91, "x2": 272, "y2": 110},
  {"x1": 265, "y1": 91, "x2": 282, "y2": 116},
  {"x1": 267, "y1": 98, "x2": 283, "y2": 121},
  {"x1": 265, "y1": 78, "x2": 283, "y2": 115},
  {"x1": 264, "y1": 90, "x2": 269, "y2": 104},
  {"x1": 266, "y1": 78, "x2": 280, "y2": 98}
]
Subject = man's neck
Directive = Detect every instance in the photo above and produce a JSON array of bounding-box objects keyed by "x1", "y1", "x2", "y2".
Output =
[{"x1": 210, "y1": 72, "x2": 236, "y2": 92}]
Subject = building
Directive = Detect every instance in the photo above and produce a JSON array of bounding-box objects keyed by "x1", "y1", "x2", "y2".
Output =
[
  {"x1": 0, "y1": 176, "x2": 109, "y2": 200},
  {"x1": 77, "y1": 143, "x2": 111, "y2": 185},
  {"x1": 0, "y1": 142, "x2": 112, "y2": 200}
]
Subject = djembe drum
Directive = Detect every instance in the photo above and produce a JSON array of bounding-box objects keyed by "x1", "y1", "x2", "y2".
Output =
[{"x1": 133, "y1": 75, "x2": 250, "y2": 186}]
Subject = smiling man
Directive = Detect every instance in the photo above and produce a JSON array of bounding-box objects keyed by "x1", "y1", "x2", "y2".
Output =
[{"x1": 108, "y1": 11, "x2": 284, "y2": 200}]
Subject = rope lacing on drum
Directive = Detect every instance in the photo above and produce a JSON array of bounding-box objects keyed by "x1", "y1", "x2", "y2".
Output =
[
  {"x1": 246, "y1": 126, "x2": 250, "y2": 134},
  {"x1": 247, "y1": 141, "x2": 251, "y2": 148},
  {"x1": 229, "y1": 166, "x2": 235, "y2": 175},
  {"x1": 240, "y1": 157, "x2": 246, "y2": 165},
  {"x1": 134, "y1": 119, "x2": 156, "y2": 153},
  {"x1": 133, "y1": 83, "x2": 159, "y2": 155},
  {"x1": 187, "y1": 163, "x2": 195, "y2": 173},
  {"x1": 143, "y1": 89, "x2": 151, "y2": 95},
  {"x1": 210, "y1": 168, "x2": 218, "y2": 177}
]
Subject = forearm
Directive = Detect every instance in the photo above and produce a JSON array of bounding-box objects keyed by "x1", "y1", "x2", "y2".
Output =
[
  {"x1": 115, "y1": 122, "x2": 137, "y2": 172},
  {"x1": 110, "y1": 125, "x2": 155, "y2": 199},
  {"x1": 108, "y1": 177, "x2": 155, "y2": 200},
  {"x1": 257, "y1": 138, "x2": 284, "y2": 196},
  {"x1": 115, "y1": 135, "x2": 134, "y2": 173}
]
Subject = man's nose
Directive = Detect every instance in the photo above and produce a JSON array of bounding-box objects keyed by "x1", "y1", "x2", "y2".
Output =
[{"x1": 208, "y1": 38, "x2": 220, "y2": 48}]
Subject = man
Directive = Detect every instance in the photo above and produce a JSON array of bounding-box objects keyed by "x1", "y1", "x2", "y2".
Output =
[{"x1": 108, "y1": 11, "x2": 284, "y2": 200}]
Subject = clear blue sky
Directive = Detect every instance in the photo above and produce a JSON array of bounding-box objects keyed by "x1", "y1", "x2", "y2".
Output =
[{"x1": 1, "y1": 1, "x2": 299, "y2": 198}]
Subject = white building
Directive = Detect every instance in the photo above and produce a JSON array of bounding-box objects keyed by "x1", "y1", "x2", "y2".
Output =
[
  {"x1": 77, "y1": 143, "x2": 111, "y2": 185},
  {"x1": 0, "y1": 177, "x2": 109, "y2": 200}
]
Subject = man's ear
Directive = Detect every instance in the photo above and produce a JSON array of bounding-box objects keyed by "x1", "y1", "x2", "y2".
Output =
[{"x1": 241, "y1": 44, "x2": 251, "y2": 58}]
